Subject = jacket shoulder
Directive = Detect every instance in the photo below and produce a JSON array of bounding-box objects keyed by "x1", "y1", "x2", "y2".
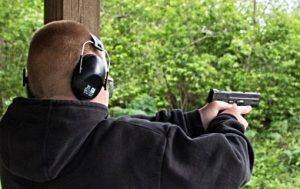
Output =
[{"x1": 107, "y1": 116, "x2": 171, "y2": 137}]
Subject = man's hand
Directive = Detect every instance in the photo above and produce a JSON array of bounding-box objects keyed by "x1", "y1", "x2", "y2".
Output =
[{"x1": 199, "y1": 101, "x2": 252, "y2": 130}]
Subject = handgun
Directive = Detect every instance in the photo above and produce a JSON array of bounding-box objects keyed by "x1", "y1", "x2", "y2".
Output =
[{"x1": 207, "y1": 89, "x2": 260, "y2": 107}]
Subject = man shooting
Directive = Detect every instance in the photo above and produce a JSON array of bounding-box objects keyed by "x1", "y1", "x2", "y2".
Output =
[{"x1": 0, "y1": 20, "x2": 254, "y2": 189}]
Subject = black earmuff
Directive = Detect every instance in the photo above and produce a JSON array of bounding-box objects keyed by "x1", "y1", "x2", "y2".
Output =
[
  {"x1": 71, "y1": 54, "x2": 106, "y2": 100},
  {"x1": 23, "y1": 69, "x2": 35, "y2": 98},
  {"x1": 71, "y1": 34, "x2": 110, "y2": 100}
]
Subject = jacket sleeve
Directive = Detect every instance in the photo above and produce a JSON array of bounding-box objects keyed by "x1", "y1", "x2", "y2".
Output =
[
  {"x1": 132, "y1": 109, "x2": 205, "y2": 138},
  {"x1": 160, "y1": 114, "x2": 254, "y2": 189}
]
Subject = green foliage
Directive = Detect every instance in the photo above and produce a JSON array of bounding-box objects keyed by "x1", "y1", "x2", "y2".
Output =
[
  {"x1": 101, "y1": 0, "x2": 300, "y2": 128},
  {"x1": 110, "y1": 106, "x2": 147, "y2": 117},
  {"x1": 245, "y1": 115, "x2": 300, "y2": 188},
  {"x1": 110, "y1": 94, "x2": 157, "y2": 117},
  {"x1": 0, "y1": 0, "x2": 299, "y2": 188},
  {"x1": 0, "y1": 0, "x2": 43, "y2": 115}
]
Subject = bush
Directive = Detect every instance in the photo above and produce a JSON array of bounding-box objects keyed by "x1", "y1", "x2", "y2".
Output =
[
  {"x1": 245, "y1": 116, "x2": 300, "y2": 188},
  {"x1": 101, "y1": 0, "x2": 300, "y2": 129}
]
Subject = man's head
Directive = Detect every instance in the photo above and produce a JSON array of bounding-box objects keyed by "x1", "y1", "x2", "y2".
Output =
[{"x1": 26, "y1": 20, "x2": 109, "y2": 105}]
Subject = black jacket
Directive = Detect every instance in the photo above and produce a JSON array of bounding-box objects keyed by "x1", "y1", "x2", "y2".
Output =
[{"x1": 0, "y1": 97, "x2": 254, "y2": 189}]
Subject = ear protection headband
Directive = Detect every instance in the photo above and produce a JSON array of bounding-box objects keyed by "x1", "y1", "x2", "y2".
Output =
[
  {"x1": 23, "y1": 34, "x2": 111, "y2": 100},
  {"x1": 71, "y1": 34, "x2": 110, "y2": 100}
]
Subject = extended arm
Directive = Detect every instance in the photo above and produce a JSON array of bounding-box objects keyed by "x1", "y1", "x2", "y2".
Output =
[
  {"x1": 132, "y1": 109, "x2": 204, "y2": 138},
  {"x1": 132, "y1": 101, "x2": 250, "y2": 137},
  {"x1": 160, "y1": 114, "x2": 254, "y2": 189}
]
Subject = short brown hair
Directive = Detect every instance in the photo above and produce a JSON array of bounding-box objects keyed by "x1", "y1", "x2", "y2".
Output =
[{"x1": 27, "y1": 20, "x2": 103, "y2": 99}]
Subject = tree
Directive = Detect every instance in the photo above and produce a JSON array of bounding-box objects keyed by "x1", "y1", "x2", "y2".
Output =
[{"x1": 0, "y1": 0, "x2": 43, "y2": 115}]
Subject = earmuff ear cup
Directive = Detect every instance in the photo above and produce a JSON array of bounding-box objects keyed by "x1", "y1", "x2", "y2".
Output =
[
  {"x1": 23, "y1": 68, "x2": 35, "y2": 98},
  {"x1": 71, "y1": 54, "x2": 106, "y2": 100}
]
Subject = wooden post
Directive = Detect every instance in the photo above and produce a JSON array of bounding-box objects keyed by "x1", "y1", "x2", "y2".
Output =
[{"x1": 44, "y1": 0, "x2": 100, "y2": 36}]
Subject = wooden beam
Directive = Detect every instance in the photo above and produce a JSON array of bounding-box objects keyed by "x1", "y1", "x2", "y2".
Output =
[{"x1": 44, "y1": 0, "x2": 100, "y2": 36}]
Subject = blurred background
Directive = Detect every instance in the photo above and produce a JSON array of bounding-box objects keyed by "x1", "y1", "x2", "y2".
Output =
[{"x1": 0, "y1": 0, "x2": 299, "y2": 188}]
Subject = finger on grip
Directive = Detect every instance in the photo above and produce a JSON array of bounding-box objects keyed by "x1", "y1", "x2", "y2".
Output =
[{"x1": 238, "y1": 105, "x2": 252, "y2": 115}]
